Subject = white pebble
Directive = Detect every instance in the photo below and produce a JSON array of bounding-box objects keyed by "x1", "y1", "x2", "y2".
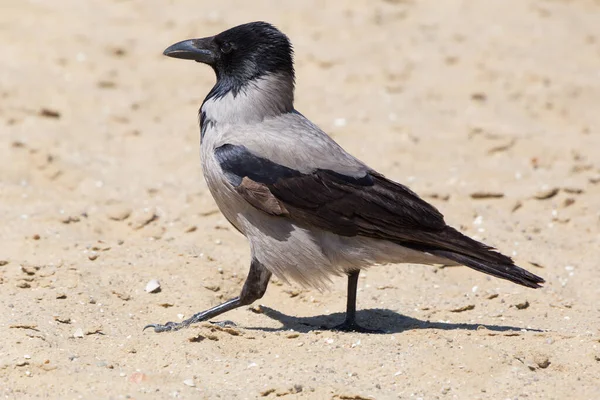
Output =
[
  {"x1": 73, "y1": 328, "x2": 84, "y2": 338},
  {"x1": 183, "y1": 379, "x2": 195, "y2": 387},
  {"x1": 333, "y1": 118, "x2": 347, "y2": 127},
  {"x1": 145, "y1": 279, "x2": 161, "y2": 293}
]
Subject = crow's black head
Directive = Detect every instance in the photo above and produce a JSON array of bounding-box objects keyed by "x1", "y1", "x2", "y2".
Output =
[{"x1": 164, "y1": 22, "x2": 294, "y2": 84}]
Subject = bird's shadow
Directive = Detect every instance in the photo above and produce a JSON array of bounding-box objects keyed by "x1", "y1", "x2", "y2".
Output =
[{"x1": 245, "y1": 306, "x2": 543, "y2": 334}]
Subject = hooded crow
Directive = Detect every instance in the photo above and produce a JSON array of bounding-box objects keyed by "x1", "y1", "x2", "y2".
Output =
[{"x1": 145, "y1": 21, "x2": 544, "y2": 333}]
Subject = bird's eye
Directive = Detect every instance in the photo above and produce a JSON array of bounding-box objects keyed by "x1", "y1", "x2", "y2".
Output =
[{"x1": 220, "y1": 42, "x2": 233, "y2": 54}]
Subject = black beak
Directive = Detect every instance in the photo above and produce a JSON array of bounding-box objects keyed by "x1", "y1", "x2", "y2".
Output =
[{"x1": 163, "y1": 37, "x2": 216, "y2": 64}]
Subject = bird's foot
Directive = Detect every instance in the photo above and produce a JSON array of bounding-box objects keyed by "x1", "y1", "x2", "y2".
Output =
[
  {"x1": 330, "y1": 320, "x2": 384, "y2": 334},
  {"x1": 143, "y1": 318, "x2": 237, "y2": 333}
]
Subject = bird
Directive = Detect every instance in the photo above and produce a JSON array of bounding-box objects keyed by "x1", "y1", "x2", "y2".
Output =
[{"x1": 145, "y1": 21, "x2": 544, "y2": 333}]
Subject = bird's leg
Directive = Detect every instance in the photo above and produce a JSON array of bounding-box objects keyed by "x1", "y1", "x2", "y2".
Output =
[
  {"x1": 144, "y1": 258, "x2": 271, "y2": 333},
  {"x1": 332, "y1": 270, "x2": 382, "y2": 333}
]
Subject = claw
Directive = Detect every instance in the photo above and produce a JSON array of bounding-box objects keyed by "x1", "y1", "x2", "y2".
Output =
[{"x1": 142, "y1": 324, "x2": 157, "y2": 332}]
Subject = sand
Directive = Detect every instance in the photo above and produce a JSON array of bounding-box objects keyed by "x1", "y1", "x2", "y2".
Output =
[{"x1": 1, "y1": 0, "x2": 600, "y2": 398}]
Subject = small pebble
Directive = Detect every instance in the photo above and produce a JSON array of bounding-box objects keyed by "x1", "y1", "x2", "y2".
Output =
[
  {"x1": 73, "y1": 328, "x2": 84, "y2": 338},
  {"x1": 534, "y1": 354, "x2": 551, "y2": 369},
  {"x1": 145, "y1": 279, "x2": 161, "y2": 293},
  {"x1": 128, "y1": 372, "x2": 148, "y2": 383},
  {"x1": 534, "y1": 187, "x2": 559, "y2": 200},
  {"x1": 183, "y1": 379, "x2": 195, "y2": 387},
  {"x1": 515, "y1": 300, "x2": 530, "y2": 310},
  {"x1": 106, "y1": 204, "x2": 132, "y2": 221}
]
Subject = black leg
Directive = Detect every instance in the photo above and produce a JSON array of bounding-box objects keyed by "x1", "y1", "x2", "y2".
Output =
[
  {"x1": 144, "y1": 258, "x2": 271, "y2": 333},
  {"x1": 332, "y1": 270, "x2": 382, "y2": 333}
]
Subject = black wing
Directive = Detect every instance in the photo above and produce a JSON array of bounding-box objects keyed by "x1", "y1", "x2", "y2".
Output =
[
  {"x1": 215, "y1": 143, "x2": 544, "y2": 288},
  {"x1": 217, "y1": 143, "x2": 452, "y2": 248}
]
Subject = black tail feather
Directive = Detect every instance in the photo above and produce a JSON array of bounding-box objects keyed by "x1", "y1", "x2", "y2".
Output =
[{"x1": 430, "y1": 249, "x2": 545, "y2": 288}]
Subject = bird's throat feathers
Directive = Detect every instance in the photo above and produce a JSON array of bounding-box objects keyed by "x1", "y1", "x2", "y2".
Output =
[{"x1": 200, "y1": 72, "x2": 295, "y2": 136}]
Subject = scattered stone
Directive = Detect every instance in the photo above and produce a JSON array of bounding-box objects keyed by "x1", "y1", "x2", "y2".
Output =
[
  {"x1": 563, "y1": 198, "x2": 575, "y2": 207},
  {"x1": 534, "y1": 187, "x2": 559, "y2": 200},
  {"x1": 563, "y1": 187, "x2": 583, "y2": 194},
  {"x1": 53, "y1": 316, "x2": 71, "y2": 324},
  {"x1": 98, "y1": 80, "x2": 116, "y2": 89},
  {"x1": 534, "y1": 354, "x2": 551, "y2": 369},
  {"x1": 183, "y1": 379, "x2": 195, "y2": 387},
  {"x1": 203, "y1": 284, "x2": 220, "y2": 292},
  {"x1": 486, "y1": 293, "x2": 499, "y2": 300},
  {"x1": 130, "y1": 208, "x2": 158, "y2": 229},
  {"x1": 260, "y1": 388, "x2": 275, "y2": 397},
  {"x1": 249, "y1": 305, "x2": 263, "y2": 314},
  {"x1": 284, "y1": 289, "x2": 301, "y2": 298},
  {"x1": 9, "y1": 324, "x2": 39, "y2": 331},
  {"x1": 85, "y1": 326, "x2": 103, "y2": 335},
  {"x1": 0, "y1": 260, "x2": 9, "y2": 266},
  {"x1": 128, "y1": 372, "x2": 148, "y2": 383},
  {"x1": 145, "y1": 279, "x2": 161, "y2": 293},
  {"x1": 470, "y1": 92, "x2": 487, "y2": 102},
  {"x1": 16, "y1": 281, "x2": 31, "y2": 289},
  {"x1": 529, "y1": 261, "x2": 545, "y2": 269},
  {"x1": 20, "y1": 264, "x2": 40, "y2": 275},
  {"x1": 73, "y1": 328, "x2": 84, "y2": 338},
  {"x1": 336, "y1": 395, "x2": 372, "y2": 400},
  {"x1": 511, "y1": 200, "x2": 523, "y2": 212},
  {"x1": 32, "y1": 234, "x2": 41, "y2": 240},
  {"x1": 487, "y1": 138, "x2": 516, "y2": 154},
  {"x1": 39, "y1": 108, "x2": 61, "y2": 119},
  {"x1": 60, "y1": 213, "x2": 81, "y2": 224},
  {"x1": 450, "y1": 304, "x2": 475, "y2": 313},
  {"x1": 188, "y1": 334, "x2": 205, "y2": 343},
  {"x1": 88, "y1": 253, "x2": 98, "y2": 261},
  {"x1": 470, "y1": 191, "x2": 504, "y2": 199},
  {"x1": 185, "y1": 225, "x2": 197, "y2": 233},
  {"x1": 286, "y1": 333, "x2": 300, "y2": 339},
  {"x1": 106, "y1": 204, "x2": 132, "y2": 221},
  {"x1": 515, "y1": 300, "x2": 530, "y2": 310},
  {"x1": 112, "y1": 290, "x2": 131, "y2": 301},
  {"x1": 111, "y1": 47, "x2": 127, "y2": 57}
]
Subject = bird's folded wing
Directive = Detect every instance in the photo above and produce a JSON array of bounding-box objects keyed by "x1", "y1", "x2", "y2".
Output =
[{"x1": 215, "y1": 143, "x2": 451, "y2": 244}]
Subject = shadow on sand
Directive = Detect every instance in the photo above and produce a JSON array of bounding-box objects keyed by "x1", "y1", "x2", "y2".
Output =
[{"x1": 244, "y1": 306, "x2": 543, "y2": 334}]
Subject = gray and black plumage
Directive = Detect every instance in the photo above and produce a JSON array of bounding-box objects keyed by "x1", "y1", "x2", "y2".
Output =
[{"x1": 145, "y1": 21, "x2": 544, "y2": 333}]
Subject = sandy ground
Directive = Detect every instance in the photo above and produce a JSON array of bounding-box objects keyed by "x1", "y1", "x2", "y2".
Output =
[{"x1": 1, "y1": 0, "x2": 600, "y2": 398}]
